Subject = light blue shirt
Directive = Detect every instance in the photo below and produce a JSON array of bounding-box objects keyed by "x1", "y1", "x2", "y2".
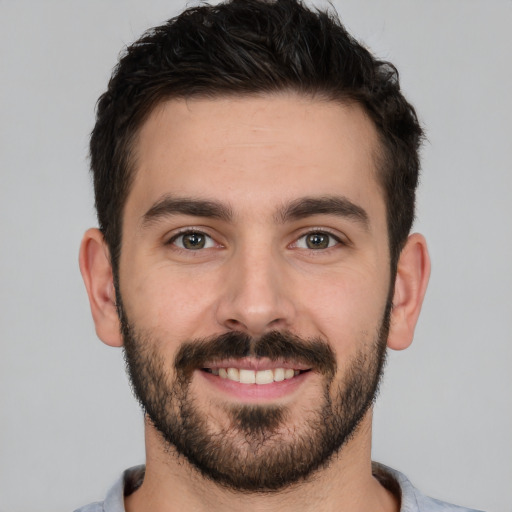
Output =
[{"x1": 74, "y1": 463, "x2": 484, "y2": 512}]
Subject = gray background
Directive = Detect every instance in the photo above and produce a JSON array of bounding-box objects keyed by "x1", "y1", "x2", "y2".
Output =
[{"x1": 1, "y1": 1, "x2": 511, "y2": 510}]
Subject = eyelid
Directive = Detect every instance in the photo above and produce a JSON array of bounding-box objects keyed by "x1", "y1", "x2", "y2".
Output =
[
  {"x1": 165, "y1": 228, "x2": 219, "y2": 249},
  {"x1": 290, "y1": 228, "x2": 349, "y2": 249},
  {"x1": 163, "y1": 226, "x2": 349, "y2": 251}
]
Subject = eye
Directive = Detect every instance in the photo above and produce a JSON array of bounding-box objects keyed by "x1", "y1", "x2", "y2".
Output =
[
  {"x1": 294, "y1": 231, "x2": 340, "y2": 250},
  {"x1": 170, "y1": 231, "x2": 216, "y2": 250}
]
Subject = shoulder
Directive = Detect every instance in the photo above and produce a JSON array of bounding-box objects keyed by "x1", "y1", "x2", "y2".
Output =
[
  {"x1": 73, "y1": 465, "x2": 145, "y2": 512},
  {"x1": 372, "y1": 462, "x2": 484, "y2": 512},
  {"x1": 73, "y1": 502, "x2": 104, "y2": 512},
  {"x1": 413, "y1": 494, "x2": 484, "y2": 512}
]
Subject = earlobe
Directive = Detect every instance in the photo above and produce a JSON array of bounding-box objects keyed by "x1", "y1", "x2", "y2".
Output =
[
  {"x1": 79, "y1": 228, "x2": 123, "y2": 347},
  {"x1": 387, "y1": 233, "x2": 431, "y2": 351}
]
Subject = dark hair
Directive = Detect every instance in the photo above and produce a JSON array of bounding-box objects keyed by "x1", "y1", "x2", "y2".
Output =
[{"x1": 90, "y1": 0, "x2": 423, "y2": 277}]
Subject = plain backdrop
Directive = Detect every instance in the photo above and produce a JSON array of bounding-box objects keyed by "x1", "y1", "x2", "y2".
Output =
[{"x1": 1, "y1": 1, "x2": 511, "y2": 511}]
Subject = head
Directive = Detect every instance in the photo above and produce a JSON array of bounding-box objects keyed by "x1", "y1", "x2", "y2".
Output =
[{"x1": 81, "y1": 0, "x2": 430, "y2": 494}]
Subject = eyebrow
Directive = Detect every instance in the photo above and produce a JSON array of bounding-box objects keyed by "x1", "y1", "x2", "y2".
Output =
[
  {"x1": 141, "y1": 195, "x2": 233, "y2": 227},
  {"x1": 141, "y1": 194, "x2": 369, "y2": 230},
  {"x1": 275, "y1": 196, "x2": 370, "y2": 229}
]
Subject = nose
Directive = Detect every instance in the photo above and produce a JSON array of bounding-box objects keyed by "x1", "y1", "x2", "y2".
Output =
[{"x1": 215, "y1": 244, "x2": 296, "y2": 336}]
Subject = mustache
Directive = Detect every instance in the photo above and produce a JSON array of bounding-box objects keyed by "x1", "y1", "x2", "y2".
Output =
[{"x1": 174, "y1": 330, "x2": 337, "y2": 378}]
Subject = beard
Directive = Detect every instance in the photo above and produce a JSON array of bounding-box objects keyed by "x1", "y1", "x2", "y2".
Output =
[{"x1": 120, "y1": 300, "x2": 390, "y2": 493}]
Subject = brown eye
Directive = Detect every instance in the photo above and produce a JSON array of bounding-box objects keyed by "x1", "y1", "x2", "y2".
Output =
[
  {"x1": 183, "y1": 233, "x2": 205, "y2": 249},
  {"x1": 294, "y1": 231, "x2": 340, "y2": 250},
  {"x1": 306, "y1": 233, "x2": 330, "y2": 249},
  {"x1": 172, "y1": 232, "x2": 214, "y2": 250}
]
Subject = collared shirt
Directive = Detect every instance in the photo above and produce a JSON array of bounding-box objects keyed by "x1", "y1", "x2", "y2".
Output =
[{"x1": 74, "y1": 463, "x2": 484, "y2": 512}]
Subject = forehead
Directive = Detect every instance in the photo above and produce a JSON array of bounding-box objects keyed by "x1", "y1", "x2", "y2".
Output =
[{"x1": 127, "y1": 93, "x2": 385, "y2": 225}]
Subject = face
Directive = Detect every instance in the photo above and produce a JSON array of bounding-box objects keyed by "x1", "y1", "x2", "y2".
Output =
[{"x1": 117, "y1": 94, "x2": 393, "y2": 490}]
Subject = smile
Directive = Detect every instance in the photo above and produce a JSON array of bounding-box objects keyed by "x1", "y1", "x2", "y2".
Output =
[
  {"x1": 198, "y1": 359, "x2": 314, "y2": 401},
  {"x1": 203, "y1": 367, "x2": 308, "y2": 384}
]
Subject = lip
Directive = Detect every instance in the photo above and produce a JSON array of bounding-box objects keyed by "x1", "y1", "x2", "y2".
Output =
[
  {"x1": 202, "y1": 357, "x2": 312, "y2": 372},
  {"x1": 198, "y1": 366, "x2": 312, "y2": 402}
]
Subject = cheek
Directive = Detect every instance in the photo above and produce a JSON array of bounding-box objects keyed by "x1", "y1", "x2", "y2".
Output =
[
  {"x1": 120, "y1": 262, "x2": 223, "y2": 340},
  {"x1": 297, "y1": 267, "x2": 388, "y2": 351}
]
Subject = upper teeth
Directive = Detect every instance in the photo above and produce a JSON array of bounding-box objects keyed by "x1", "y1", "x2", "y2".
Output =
[{"x1": 211, "y1": 367, "x2": 299, "y2": 384}]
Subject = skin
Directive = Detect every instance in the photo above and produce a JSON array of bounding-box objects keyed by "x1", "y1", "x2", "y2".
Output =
[{"x1": 80, "y1": 93, "x2": 430, "y2": 512}]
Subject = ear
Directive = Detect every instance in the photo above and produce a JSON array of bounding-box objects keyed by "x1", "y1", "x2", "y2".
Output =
[
  {"x1": 79, "y1": 228, "x2": 123, "y2": 347},
  {"x1": 387, "y1": 233, "x2": 431, "y2": 351}
]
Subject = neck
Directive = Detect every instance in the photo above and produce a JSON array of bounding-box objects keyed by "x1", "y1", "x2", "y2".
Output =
[{"x1": 125, "y1": 411, "x2": 399, "y2": 512}]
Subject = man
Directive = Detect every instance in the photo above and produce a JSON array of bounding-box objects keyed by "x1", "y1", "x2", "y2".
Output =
[{"x1": 76, "y1": 0, "x2": 481, "y2": 511}]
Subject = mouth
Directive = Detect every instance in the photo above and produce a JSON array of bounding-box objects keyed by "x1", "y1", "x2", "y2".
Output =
[
  {"x1": 198, "y1": 359, "x2": 313, "y2": 402},
  {"x1": 202, "y1": 367, "x2": 311, "y2": 384}
]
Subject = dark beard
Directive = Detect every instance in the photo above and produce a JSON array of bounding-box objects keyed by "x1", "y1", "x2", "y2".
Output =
[{"x1": 120, "y1": 302, "x2": 390, "y2": 493}]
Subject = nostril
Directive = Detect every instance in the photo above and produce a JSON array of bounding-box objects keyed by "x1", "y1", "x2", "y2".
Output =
[
  {"x1": 225, "y1": 318, "x2": 244, "y2": 330},
  {"x1": 224, "y1": 317, "x2": 286, "y2": 335}
]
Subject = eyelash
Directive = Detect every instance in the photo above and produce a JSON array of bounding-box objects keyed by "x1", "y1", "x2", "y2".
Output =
[
  {"x1": 167, "y1": 230, "x2": 217, "y2": 250},
  {"x1": 292, "y1": 230, "x2": 344, "y2": 250},
  {"x1": 166, "y1": 228, "x2": 345, "y2": 252}
]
